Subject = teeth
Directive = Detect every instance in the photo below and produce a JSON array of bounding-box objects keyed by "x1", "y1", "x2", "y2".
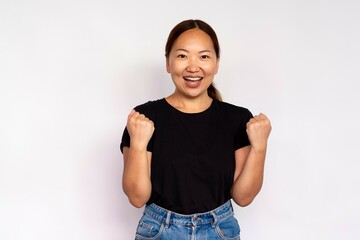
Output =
[{"x1": 184, "y1": 77, "x2": 203, "y2": 81}]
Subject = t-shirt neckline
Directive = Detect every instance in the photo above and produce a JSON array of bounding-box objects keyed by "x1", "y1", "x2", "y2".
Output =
[{"x1": 162, "y1": 98, "x2": 214, "y2": 115}]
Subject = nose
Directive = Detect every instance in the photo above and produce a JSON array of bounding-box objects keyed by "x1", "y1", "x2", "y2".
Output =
[{"x1": 186, "y1": 58, "x2": 200, "y2": 73}]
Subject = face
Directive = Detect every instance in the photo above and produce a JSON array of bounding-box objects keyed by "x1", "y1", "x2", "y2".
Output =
[{"x1": 166, "y1": 29, "x2": 220, "y2": 100}]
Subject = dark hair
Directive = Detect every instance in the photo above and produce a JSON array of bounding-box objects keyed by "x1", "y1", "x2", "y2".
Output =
[{"x1": 165, "y1": 19, "x2": 222, "y2": 101}]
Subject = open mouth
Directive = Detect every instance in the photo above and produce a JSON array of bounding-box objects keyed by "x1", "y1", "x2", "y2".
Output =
[{"x1": 183, "y1": 76, "x2": 203, "y2": 81}]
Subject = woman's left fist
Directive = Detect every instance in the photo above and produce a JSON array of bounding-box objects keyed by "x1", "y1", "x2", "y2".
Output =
[{"x1": 246, "y1": 113, "x2": 272, "y2": 152}]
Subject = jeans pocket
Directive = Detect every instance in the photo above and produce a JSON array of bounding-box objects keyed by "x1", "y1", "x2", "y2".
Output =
[
  {"x1": 135, "y1": 213, "x2": 165, "y2": 240},
  {"x1": 215, "y1": 215, "x2": 241, "y2": 240}
]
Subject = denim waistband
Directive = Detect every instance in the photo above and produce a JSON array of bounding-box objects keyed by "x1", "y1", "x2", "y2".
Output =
[{"x1": 144, "y1": 201, "x2": 234, "y2": 227}]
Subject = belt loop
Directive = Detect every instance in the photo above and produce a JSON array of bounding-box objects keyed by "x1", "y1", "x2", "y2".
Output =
[
  {"x1": 210, "y1": 211, "x2": 217, "y2": 228},
  {"x1": 230, "y1": 200, "x2": 234, "y2": 212},
  {"x1": 164, "y1": 211, "x2": 171, "y2": 228}
]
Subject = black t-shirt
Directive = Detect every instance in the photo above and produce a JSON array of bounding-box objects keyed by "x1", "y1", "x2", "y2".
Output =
[{"x1": 121, "y1": 98, "x2": 252, "y2": 214}]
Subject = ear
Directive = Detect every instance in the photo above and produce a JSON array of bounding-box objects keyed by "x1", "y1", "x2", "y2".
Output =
[
  {"x1": 214, "y1": 57, "x2": 220, "y2": 75},
  {"x1": 166, "y1": 57, "x2": 170, "y2": 73}
]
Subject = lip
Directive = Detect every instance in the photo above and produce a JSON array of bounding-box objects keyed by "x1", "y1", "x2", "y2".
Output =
[{"x1": 183, "y1": 76, "x2": 203, "y2": 81}]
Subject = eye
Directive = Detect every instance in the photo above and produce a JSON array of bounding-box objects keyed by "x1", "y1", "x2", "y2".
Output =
[
  {"x1": 177, "y1": 54, "x2": 187, "y2": 59},
  {"x1": 200, "y1": 55, "x2": 210, "y2": 59}
]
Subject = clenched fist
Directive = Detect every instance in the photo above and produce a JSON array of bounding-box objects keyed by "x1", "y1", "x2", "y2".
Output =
[
  {"x1": 246, "y1": 113, "x2": 272, "y2": 152},
  {"x1": 127, "y1": 109, "x2": 155, "y2": 151}
]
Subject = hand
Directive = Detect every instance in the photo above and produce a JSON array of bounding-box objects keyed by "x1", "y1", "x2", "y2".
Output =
[
  {"x1": 126, "y1": 109, "x2": 155, "y2": 151},
  {"x1": 246, "y1": 113, "x2": 272, "y2": 152}
]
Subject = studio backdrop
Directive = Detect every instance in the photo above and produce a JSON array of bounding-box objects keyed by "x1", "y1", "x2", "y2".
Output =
[{"x1": 1, "y1": 0, "x2": 359, "y2": 239}]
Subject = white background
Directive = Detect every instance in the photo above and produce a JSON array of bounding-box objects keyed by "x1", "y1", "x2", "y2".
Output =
[{"x1": 1, "y1": 0, "x2": 360, "y2": 239}]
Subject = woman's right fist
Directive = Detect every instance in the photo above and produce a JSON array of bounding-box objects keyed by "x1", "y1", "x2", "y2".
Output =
[{"x1": 126, "y1": 109, "x2": 155, "y2": 150}]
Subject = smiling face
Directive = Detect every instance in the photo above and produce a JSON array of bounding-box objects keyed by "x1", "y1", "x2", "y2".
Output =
[{"x1": 166, "y1": 28, "x2": 220, "y2": 100}]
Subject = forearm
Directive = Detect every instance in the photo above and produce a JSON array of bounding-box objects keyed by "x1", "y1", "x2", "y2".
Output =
[
  {"x1": 122, "y1": 147, "x2": 152, "y2": 208},
  {"x1": 231, "y1": 147, "x2": 266, "y2": 206}
]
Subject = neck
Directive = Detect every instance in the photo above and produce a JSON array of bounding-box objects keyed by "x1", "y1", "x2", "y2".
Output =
[{"x1": 166, "y1": 94, "x2": 213, "y2": 114}]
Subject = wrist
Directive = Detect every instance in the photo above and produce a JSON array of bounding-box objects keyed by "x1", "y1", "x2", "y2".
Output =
[
  {"x1": 129, "y1": 142, "x2": 148, "y2": 152},
  {"x1": 250, "y1": 145, "x2": 267, "y2": 155}
]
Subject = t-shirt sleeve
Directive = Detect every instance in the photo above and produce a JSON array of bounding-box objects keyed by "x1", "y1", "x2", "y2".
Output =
[
  {"x1": 120, "y1": 127, "x2": 130, "y2": 153},
  {"x1": 234, "y1": 108, "x2": 253, "y2": 150}
]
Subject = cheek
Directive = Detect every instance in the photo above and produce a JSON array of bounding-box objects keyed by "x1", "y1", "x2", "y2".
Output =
[
  {"x1": 169, "y1": 61, "x2": 186, "y2": 74},
  {"x1": 202, "y1": 63, "x2": 218, "y2": 75}
]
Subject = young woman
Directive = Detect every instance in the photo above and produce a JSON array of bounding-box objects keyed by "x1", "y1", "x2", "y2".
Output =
[{"x1": 121, "y1": 19, "x2": 271, "y2": 240}]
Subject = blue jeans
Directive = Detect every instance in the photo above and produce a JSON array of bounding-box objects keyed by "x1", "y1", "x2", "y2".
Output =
[{"x1": 135, "y1": 200, "x2": 240, "y2": 240}]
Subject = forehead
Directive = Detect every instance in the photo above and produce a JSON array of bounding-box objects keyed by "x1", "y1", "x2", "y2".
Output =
[{"x1": 172, "y1": 29, "x2": 214, "y2": 50}]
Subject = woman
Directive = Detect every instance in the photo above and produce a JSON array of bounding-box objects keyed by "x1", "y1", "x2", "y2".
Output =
[{"x1": 121, "y1": 19, "x2": 271, "y2": 240}]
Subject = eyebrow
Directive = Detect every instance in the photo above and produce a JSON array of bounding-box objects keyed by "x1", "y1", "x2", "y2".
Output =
[{"x1": 175, "y1": 48, "x2": 213, "y2": 54}]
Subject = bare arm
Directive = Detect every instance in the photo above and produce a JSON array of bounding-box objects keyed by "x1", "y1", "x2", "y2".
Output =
[
  {"x1": 231, "y1": 113, "x2": 271, "y2": 207},
  {"x1": 122, "y1": 110, "x2": 154, "y2": 208}
]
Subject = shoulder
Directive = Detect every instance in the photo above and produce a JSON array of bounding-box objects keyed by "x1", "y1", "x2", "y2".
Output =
[
  {"x1": 214, "y1": 101, "x2": 253, "y2": 136},
  {"x1": 134, "y1": 98, "x2": 163, "y2": 111},
  {"x1": 213, "y1": 100, "x2": 252, "y2": 118},
  {"x1": 133, "y1": 98, "x2": 165, "y2": 120}
]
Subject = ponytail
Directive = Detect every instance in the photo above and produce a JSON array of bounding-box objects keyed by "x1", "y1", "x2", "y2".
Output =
[{"x1": 207, "y1": 83, "x2": 222, "y2": 101}]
